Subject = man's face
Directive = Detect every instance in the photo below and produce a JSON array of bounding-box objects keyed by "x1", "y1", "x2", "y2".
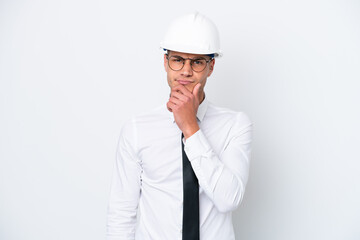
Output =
[{"x1": 164, "y1": 51, "x2": 215, "y2": 95}]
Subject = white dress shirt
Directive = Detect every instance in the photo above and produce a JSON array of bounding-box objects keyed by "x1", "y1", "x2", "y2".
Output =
[{"x1": 107, "y1": 98, "x2": 252, "y2": 240}]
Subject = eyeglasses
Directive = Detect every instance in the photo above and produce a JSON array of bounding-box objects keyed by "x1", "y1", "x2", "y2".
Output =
[{"x1": 166, "y1": 55, "x2": 213, "y2": 72}]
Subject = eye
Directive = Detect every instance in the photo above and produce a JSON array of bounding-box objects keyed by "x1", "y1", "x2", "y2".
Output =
[
  {"x1": 171, "y1": 57, "x2": 183, "y2": 63},
  {"x1": 193, "y1": 59, "x2": 205, "y2": 65}
]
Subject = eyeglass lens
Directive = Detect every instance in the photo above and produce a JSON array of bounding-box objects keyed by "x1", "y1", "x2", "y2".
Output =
[{"x1": 168, "y1": 56, "x2": 208, "y2": 72}]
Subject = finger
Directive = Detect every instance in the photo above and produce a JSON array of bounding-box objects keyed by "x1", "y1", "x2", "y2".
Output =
[
  {"x1": 171, "y1": 90, "x2": 188, "y2": 102},
  {"x1": 166, "y1": 101, "x2": 173, "y2": 112},
  {"x1": 173, "y1": 84, "x2": 192, "y2": 97},
  {"x1": 192, "y1": 83, "x2": 201, "y2": 102},
  {"x1": 167, "y1": 101, "x2": 177, "y2": 111},
  {"x1": 168, "y1": 96, "x2": 183, "y2": 106}
]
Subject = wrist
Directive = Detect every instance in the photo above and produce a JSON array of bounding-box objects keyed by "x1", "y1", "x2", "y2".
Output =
[{"x1": 183, "y1": 124, "x2": 200, "y2": 139}]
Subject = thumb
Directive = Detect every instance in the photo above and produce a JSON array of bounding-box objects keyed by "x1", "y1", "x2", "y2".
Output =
[{"x1": 193, "y1": 83, "x2": 202, "y2": 102}]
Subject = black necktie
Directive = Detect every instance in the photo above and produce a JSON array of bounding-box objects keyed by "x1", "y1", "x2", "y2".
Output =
[{"x1": 181, "y1": 133, "x2": 199, "y2": 240}]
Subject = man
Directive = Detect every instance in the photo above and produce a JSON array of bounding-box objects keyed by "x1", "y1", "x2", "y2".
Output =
[{"x1": 107, "y1": 12, "x2": 252, "y2": 240}]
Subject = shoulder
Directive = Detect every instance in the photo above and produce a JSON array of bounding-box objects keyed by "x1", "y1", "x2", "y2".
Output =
[{"x1": 118, "y1": 105, "x2": 167, "y2": 150}]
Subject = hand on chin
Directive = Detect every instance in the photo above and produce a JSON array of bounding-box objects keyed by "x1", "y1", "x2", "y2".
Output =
[{"x1": 175, "y1": 82, "x2": 195, "y2": 93}]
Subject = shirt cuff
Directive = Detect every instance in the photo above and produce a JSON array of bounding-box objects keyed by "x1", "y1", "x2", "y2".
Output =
[{"x1": 184, "y1": 129, "x2": 211, "y2": 161}]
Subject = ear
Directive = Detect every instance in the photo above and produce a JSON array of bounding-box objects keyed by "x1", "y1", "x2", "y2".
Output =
[
  {"x1": 164, "y1": 54, "x2": 168, "y2": 72},
  {"x1": 207, "y1": 59, "x2": 215, "y2": 77}
]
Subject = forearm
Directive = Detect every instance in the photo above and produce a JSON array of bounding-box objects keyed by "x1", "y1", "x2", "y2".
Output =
[
  {"x1": 182, "y1": 122, "x2": 200, "y2": 139},
  {"x1": 184, "y1": 126, "x2": 252, "y2": 213}
]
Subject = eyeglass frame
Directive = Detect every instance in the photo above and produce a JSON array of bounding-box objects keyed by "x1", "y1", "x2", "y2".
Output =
[{"x1": 166, "y1": 54, "x2": 214, "y2": 73}]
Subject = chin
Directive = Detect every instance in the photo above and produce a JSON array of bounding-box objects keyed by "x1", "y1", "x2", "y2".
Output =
[
  {"x1": 171, "y1": 83, "x2": 195, "y2": 92},
  {"x1": 187, "y1": 86, "x2": 196, "y2": 93}
]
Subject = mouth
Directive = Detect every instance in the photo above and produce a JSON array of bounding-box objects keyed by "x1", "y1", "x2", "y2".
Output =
[{"x1": 176, "y1": 79, "x2": 194, "y2": 85}]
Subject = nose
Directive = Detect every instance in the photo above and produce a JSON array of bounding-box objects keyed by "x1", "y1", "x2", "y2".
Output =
[{"x1": 180, "y1": 59, "x2": 193, "y2": 76}]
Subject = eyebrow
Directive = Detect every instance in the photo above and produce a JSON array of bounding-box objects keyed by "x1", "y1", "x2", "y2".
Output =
[{"x1": 170, "y1": 55, "x2": 207, "y2": 60}]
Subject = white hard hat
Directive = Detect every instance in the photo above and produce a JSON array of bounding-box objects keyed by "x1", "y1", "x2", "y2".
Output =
[{"x1": 160, "y1": 12, "x2": 222, "y2": 57}]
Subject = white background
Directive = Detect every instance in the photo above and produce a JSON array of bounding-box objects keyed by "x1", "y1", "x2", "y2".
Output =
[{"x1": 1, "y1": 0, "x2": 359, "y2": 239}]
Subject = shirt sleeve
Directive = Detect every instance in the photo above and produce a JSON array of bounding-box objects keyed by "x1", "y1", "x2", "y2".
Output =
[
  {"x1": 107, "y1": 119, "x2": 142, "y2": 240},
  {"x1": 184, "y1": 112, "x2": 252, "y2": 213}
]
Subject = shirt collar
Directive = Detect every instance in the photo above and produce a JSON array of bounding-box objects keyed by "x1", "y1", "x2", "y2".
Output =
[{"x1": 168, "y1": 96, "x2": 209, "y2": 123}]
